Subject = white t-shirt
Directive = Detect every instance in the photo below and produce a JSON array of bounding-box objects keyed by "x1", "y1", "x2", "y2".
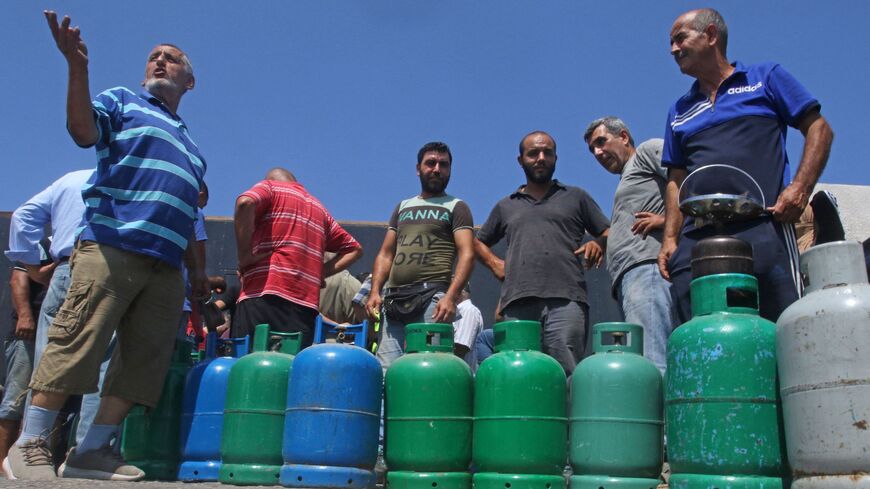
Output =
[{"x1": 453, "y1": 299, "x2": 483, "y2": 349}]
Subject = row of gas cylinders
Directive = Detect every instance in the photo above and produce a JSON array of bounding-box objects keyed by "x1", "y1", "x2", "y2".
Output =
[
  {"x1": 122, "y1": 323, "x2": 381, "y2": 487},
  {"x1": 120, "y1": 239, "x2": 870, "y2": 489},
  {"x1": 120, "y1": 317, "x2": 664, "y2": 488}
]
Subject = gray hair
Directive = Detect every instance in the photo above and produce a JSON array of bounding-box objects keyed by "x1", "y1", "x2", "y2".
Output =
[
  {"x1": 158, "y1": 43, "x2": 194, "y2": 76},
  {"x1": 583, "y1": 116, "x2": 635, "y2": 148},
  {"x1": 689, "y1": 8, "x2": 728, "y2": 56}
]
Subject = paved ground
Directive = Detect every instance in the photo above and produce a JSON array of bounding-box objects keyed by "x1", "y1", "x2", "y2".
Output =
[
  {"x1": 0, "y1": 463, "x2": 671, "y2": 488},
  {"x1": 0, "y1": 482, "x2": 255, "y2": 489},
  {"x1": 0, "y1": 483, "x2": 668, "y2": 489}
]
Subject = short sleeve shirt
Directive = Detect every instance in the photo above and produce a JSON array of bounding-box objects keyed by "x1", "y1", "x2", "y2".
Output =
[
  {"x1": 238, "y1": 180, "x2": 361, "y2": 310},
  {"x1": 386, "y1": 194, "x2": 473, "y2": 288},
  {"x1": 477, "y1": 181, "x2": 610, "y2": 308},
  {"x1": 182, "y1": 210, "x2": 209, "y2": 313},
  {"x1": 319, "y1": 270, "x2": 363, "y2": 324},
  {"x1": 10, "y1": 239, "x2": 52, "y2": 325},
  {"x1": 453, "y1": 299, "x2": 483, "y2": 349},
  {"x1": 79, "y1": 87, "x2": 205, "y2": 269},
  {"x1": 606, "y1": 139, "x2": 667, "y2": 290},
  {"x1": 663, "y1": 62, "x2": 820, "y2": 223}
]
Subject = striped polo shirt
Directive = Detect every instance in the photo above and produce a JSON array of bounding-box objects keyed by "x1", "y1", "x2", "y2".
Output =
[
  {"x1": 237, "y1": 180, "x2": 361, "y2": 310},
  {"x1": 78, "y1": 87, "x2": 206, "y2": 269}
]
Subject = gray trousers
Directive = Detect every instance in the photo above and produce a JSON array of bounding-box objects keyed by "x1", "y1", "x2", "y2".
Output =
[{"x1": 501, "y1": 298, "x2": 588, "y2": 376}]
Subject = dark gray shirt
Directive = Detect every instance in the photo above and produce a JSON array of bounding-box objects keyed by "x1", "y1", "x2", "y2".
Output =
[
  {"x1": 606, "y1": 139, "x2": 667, "y2": 294},
  {"x1": 477, "y1": 180, "x2": 610, "y2": 309}
]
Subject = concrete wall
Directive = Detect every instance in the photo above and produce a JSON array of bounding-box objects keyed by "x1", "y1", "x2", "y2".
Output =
[
  {"x1": 815, "y1": 183, "x2": 870, "y2": 242},
  {"x1": 0, "y1": 213, "x2": 622, "y2": 363}
]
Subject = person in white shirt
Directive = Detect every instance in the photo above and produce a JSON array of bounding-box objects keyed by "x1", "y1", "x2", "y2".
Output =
[{"x1": 452, "y1": 284, "x2": 483, "y2": 366}]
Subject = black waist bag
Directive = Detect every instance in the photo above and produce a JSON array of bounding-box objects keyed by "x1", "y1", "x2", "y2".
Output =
[{"x1": 383, "y1": 283, "x2": 446, "y2": 323}]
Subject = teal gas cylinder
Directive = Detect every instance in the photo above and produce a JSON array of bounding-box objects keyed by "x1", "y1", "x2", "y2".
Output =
[
  {"x1": 570, "y1": 323, "x2": 662, "y2": 489},
  {"x1": 120, "y1": 340, "x2": 193, "y2": 481},
  {"x1": 666, "y1": 237, "x2": 785, "y2": 489}
]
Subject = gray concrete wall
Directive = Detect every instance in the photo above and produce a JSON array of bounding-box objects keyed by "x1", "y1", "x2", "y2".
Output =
[
  {"x1": 0, "y1": 213, "x2": 622, "y2": 366},
  {"x1": 815, "y1": 183, "x2": 870, "y2": 242}
]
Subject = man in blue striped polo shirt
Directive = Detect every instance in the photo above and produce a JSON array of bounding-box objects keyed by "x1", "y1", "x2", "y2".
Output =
[{"x1": 3, "y1": 11, "x2": 208, "y2": 481}]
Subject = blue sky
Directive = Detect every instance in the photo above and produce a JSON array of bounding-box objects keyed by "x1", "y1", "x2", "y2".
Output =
[{"x1": 2, "y1": 1, "x2": 866, "y2": 224}]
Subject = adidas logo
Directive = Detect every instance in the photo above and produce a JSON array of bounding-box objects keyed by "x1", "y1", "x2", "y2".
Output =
[{"x1": 727, "y1": 81, "x2": 763, "y2": 95}]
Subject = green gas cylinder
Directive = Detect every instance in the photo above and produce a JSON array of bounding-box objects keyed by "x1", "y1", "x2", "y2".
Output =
[
  {"x1": 219, "y1": 324, "x2": 302, "y2": 486},
  {"x1": 570, "y1": 323, "x2": 662, "y2": 489},
  {"x1": 385, "y1": 323, "x2": 473, "y2": 489},
  {"x1": 473, "y1": 320, "x2": 567, "y2": 489},
  {"x1": 666, "y1": 269, "x2": 786, "y2": 489},
  {"x1": 120, "y1": 340, "x2": 193, "y2": 480}
]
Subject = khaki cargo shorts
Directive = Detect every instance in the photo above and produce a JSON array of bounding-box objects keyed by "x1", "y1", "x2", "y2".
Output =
[{"x1": 30, "y1": 241, "x2": 185, "y2": 407}]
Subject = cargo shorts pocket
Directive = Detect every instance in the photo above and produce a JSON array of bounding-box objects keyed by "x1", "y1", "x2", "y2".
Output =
[{"x1": 48, "y1": 279, "x2": 94, "y2": 341}]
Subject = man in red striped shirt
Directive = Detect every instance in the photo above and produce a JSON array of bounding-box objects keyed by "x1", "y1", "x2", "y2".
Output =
[{"x1": 234, "y1": 168, "x2": 363, "y2": 346}]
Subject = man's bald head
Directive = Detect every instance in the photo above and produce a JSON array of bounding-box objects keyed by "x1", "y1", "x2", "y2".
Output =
[
  {"x1": 680, "y1": 8, "x2": 728, "y2": 56},
  {"x1": 265, "y1": 167, "x2": 297, "y2": 182}
]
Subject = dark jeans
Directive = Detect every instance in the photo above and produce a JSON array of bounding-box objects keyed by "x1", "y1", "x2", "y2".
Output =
[{"x1": 235, "y1": 295, "x2": 319, "y2": 348}]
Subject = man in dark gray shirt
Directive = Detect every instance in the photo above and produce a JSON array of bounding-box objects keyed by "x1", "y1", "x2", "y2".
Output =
[
  {"x1": 584, "y1": 117, "x2": 674, "y2": 373},
  {"x1": 475, "y1": 131, "x2": 610, "y2": 375}
]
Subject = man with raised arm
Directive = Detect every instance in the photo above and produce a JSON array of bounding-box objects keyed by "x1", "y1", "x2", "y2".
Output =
[
  {"x1": 3, "y1": 12, "x2": 207, "y2": 481},
  {"x1": 658, "y1": 8, "x2": 834, "y2": 323}
]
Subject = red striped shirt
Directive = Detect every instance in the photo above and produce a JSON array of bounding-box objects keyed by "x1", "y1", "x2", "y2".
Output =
[{"x1": 238, "y1": 180, "x2": 361, "y2": 310}]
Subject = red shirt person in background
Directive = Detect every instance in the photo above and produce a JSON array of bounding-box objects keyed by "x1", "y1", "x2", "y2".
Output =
[{"x1": 234, "y1": 167, "x2": 363, "y2": 347}]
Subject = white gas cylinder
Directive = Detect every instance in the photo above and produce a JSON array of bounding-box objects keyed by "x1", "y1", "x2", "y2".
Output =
[{"x1": 777, "y1": 241, "x2": 870, "y2": 487}]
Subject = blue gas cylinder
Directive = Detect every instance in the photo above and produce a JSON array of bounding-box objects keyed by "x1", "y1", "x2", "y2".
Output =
[
  {"x1": 279, "y1": 343, "x2": 382, "y2": 488},
  {"x1": 178, "y1": 333, "x2": 250, "y2": 481}
]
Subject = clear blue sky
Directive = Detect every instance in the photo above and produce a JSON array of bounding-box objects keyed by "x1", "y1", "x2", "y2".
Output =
[{"x1": 2, "y1": 1, "x2": 866, "y2": 223}]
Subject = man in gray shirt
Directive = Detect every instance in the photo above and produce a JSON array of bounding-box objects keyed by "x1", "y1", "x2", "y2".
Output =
[
  {"x1": 584, "y1": 117, "x2": 674, "y2": 373},
  {"x1": 475, "y1": 131, "x2": 610, "y2": 375}
]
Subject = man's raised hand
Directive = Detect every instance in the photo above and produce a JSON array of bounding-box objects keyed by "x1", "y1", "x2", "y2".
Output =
[{"x1": 44, "y1": 11, "x2": 89, "y2": 69}]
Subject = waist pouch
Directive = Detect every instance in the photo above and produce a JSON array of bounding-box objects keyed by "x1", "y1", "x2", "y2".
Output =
[{"x1": 383, "y1": 282, "x2": 448, "y2": 323}]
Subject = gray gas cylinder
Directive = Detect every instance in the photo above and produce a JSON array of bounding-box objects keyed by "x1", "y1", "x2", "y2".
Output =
[{"x1": 777, "y1": 241, "x2": 870, "y2": 487}]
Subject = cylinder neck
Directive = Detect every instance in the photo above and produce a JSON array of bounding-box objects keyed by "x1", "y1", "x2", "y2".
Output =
[
  {"x1": 253, "y1": 324, "x2": 270, "y2": 352},
  {"x1": 493, "y1": 320, "x2": 542, "y2": 353},
  {"x1": 273, "y1": 331, "x2": 302, "y2": 355},
  {"x1": 203, "y1": 332, "x2": 218, "y2": 360},
  {"x1": 691, "y1": 235, "x2": 754, "y2": 279},
  {"x1": 173, "y1": 340, "x2": 194, "y2": 365},
  {"x1": 802, "y1": 241, "x2": 869, "y2": 294},
  {"x1": 405, "y1": 323, "x2": 454, "y2": 353},
  {"x1": 251, "y1": 323, "x2": 302, "y2": 355},
  {"x1": 592, "y1": 323, "x2": 643, "y2": 355},
  {"x1": 223, "y1": 336, "x2": 250, "y2": 358},
  {"x1": 690, "y1": 273, "x2": 760, "y2": 317}
]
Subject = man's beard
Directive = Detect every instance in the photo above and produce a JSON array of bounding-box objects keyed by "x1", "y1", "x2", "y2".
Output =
[
  {"x1": 419, "y1": 174, "x2": 449, "y2": 195},
  {"x1": 522, "y1": 164, "x2": 555, "y2": 184},
  {"x1": 144, "y1": 77, "x2": 180, "y2": 96}
]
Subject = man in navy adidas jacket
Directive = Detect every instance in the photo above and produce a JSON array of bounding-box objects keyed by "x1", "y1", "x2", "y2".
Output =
[{"x1": 657, "y1": 8, "x2": 834, "y2": 324}]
